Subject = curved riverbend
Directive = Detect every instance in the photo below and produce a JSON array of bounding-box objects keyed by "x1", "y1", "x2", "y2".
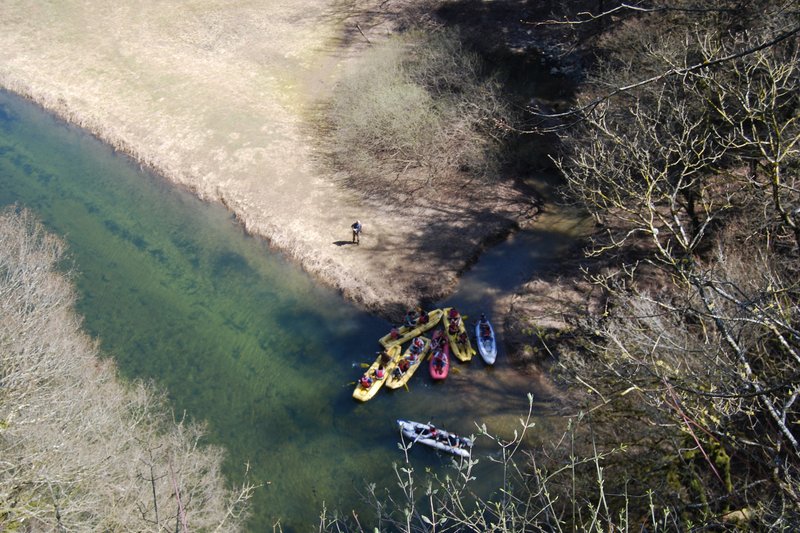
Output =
[{"x1": 0, "y1": 90, "x2": 584, "y2": 530}]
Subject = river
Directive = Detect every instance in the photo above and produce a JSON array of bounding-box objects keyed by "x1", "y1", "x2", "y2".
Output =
[{"x1": 0, "y1": 89, "x2": 586, "y2": 531}]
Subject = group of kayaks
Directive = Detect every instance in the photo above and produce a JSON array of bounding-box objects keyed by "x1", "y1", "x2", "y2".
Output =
[
  {"x1": 353, "y1": 307, "x2": 494, "y2": 458},
  {"x1": 353, "y1": 307, "x2": 497, "y2": 402}
]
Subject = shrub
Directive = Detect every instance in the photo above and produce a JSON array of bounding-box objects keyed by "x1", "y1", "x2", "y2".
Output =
[{"x1": 329, "y1": 28, "x2": 512, "y2": 188}]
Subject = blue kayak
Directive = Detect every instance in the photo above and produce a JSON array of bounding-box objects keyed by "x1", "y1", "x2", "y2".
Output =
[{"x1": 475, "y1": 315, "x2": 497, "y2": 364}]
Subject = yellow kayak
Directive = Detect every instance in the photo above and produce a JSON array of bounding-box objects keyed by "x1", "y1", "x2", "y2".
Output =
[
  {"x1": 385, "y1": 336, "x2": 431, "y2": 389},
  {"x1": 379, "y1": 308, "x2": 443, "y2": 348},
  {"x1": 352, "y1": 344, "x2": 402, "y2": 402},
  {"x1": 442, "y1": 307, "x2": 475, "y2": 362}
]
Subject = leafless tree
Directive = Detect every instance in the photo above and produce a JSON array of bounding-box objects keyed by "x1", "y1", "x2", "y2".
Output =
[
  {"x1": 0, "y1": 207, "x2": 253, "y2": 531},
  {"x1": 552, "y1": 1, "x2": 800, "y2": 527},
  {"x1": 320, "y1": 396, "x2": 676, "y2": 532}
]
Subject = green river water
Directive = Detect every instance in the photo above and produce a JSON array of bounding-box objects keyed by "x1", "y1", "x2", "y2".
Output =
[{"x1": 0, "y1": 89, "x2": 578, "y2": 531}]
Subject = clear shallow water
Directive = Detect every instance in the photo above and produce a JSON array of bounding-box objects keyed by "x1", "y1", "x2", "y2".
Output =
[{"x1": 0, "y1": 90, "x2": 578, "y2": 531}]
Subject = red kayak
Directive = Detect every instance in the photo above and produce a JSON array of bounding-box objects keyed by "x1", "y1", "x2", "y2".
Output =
[{"x1": 429, "y1": 331, "x2": 450, "y2": 380}]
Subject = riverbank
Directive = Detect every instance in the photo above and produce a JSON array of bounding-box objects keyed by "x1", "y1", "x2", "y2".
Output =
[{"x1": 0, "y1": 0, "x2": 539, "y2": 320}]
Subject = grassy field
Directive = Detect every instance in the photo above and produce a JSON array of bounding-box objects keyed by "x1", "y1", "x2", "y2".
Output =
[{"x1": 0, "y1": 0, "x2": 534, "y2": 316}]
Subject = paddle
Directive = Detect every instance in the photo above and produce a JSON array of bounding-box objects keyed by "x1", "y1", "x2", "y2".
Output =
[{"x1": 408, "y1": 421, "x2": 433, "y2": 448}]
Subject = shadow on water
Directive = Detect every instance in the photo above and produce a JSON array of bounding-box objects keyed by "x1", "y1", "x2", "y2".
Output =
[{"x1": 0, "y1": 90, "x2": 587, "y2": 531}]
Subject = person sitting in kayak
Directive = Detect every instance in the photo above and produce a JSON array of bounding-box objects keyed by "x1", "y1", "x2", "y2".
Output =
[
  {"x1": 448, "y1": 308, "x2": 460, "y2": 320},
  {"x1": 389, "y1": 326, "x2": 400, "y2": 339},
  {"x1": 431, "y1": 331, "x2": 443, "y2": 350},
  {"x1": 433, "y1": 354, "x2": 445, "y2": 371},
  {"x1": 458, "y1": 331, "x2": 468, "y2": 346},
  {"x1": 448, "y1": 321, "x2": 459, "y2": 335},
  {"x1": 479, "y1": 314, "x2": 491, "y2": 338},
  {"x1": 359, "y1": 375, "x2": 373, "y2": 388},
  {"x1": 375, "y1": 365, "x2": 386, "y2": 379},
  {"x1": 410, "y1": 337, "x2": 424, "y2": 354},
  {"x1": 416, "y1": 307, "x2": 429, "y2": 324},
  {"x1": 398, "y1": 358, "x2": 410, "y2": 373},
  {"x1": 404, "y1": 309, "x2": 418, "y2": 327}
]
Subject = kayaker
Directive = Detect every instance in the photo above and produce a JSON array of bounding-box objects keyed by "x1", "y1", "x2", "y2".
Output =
[
  {"x1": 375, "y1": 365, "x2": 386, "y2": 379},
  {"x1": 389, "y1": 326, "x2": 400, "y2": 339},
  {"x1": 359, "y1": 375, "x2": 373, "y2": 388},
  {"x1": 398, "y1": 358, "x2": 410, "y2": 373},
  {"x1": 431, "y1": 331, "x2": 443, "y2": 350},
  {"x1": 379, "y1": 350, "x2": 392, "y2": 365},
  {"x1": 480, "y1": 313, "x2": 491, "y2": 338},
  {"x1": 410, "y1": 337, "x2": 423, "y2": 354},
  {"x1": 416, "y1": 307, "x2": 429, "y2": 324},
  {"x1": 403, "y1": 309, "x2": 418, "y2": 328},
  {"x1": 448, "y1": 321, "x2": 459, "y2": 335},
  {"x1": 458, "y1": 331, "x2": 468, "y2": 346},
  {"x1": 351, "y1": 220, "x2": 362, "y2": 244},
  {"x1": 448, "y1": 308, "x2": 460, "y2": 320}
]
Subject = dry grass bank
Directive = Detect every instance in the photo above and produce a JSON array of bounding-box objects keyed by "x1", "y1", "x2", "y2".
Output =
[{"x1": 0, "y1": 0, "x2": 535, "y2": 316}]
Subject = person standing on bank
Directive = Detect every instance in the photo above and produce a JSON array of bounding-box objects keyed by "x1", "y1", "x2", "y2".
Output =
[{"x1": 351, "y1": 220, "x2": 362, "y2": 245}]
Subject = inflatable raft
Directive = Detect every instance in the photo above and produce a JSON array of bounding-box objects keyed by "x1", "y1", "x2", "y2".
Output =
[{"x1": 397, "y1": 419, "x2": 473, "y2": 458}]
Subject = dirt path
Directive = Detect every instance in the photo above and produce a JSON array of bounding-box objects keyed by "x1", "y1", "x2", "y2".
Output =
[{"x1": 0, "y1": 0, "x2": 534, "y2": 317}]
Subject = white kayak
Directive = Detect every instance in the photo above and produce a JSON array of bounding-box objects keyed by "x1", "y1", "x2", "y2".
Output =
[
  {"x1": 475, "y1": 316, "x2": 497, "y2": 364},
  {"x1": 397, "y1": 419, "x2": 472, "y2": 458}
]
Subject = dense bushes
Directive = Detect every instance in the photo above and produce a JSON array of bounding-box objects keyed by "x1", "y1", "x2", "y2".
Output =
[
  {"x1": 552, "y1": 0, "x2": 800, "y2": 528},
  {"x1": 328, "y1": 28, "x2": 512, "y2": 188},
  {"x1": 0, "y1": 207, "x2": 252, "y2": 531}
]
